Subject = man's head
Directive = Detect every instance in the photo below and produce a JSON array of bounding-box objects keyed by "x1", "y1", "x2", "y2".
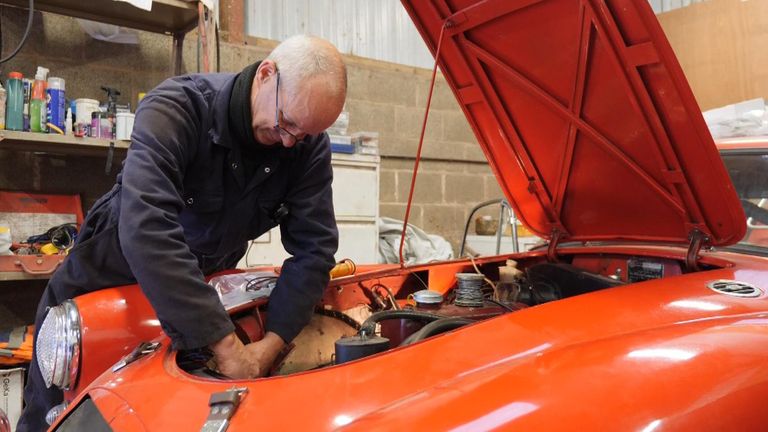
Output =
[{"x1": 250, "y1": 35, "x2": 347, "y2": 147}]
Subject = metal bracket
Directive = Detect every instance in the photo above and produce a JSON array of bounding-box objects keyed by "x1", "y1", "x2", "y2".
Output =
[
  {"x1": 547, "y1": 229, "x2": 562, "y2": 263},
  {"x1": 685, "y1": 230, "x2": 709, "y2": 272},
  {"x1": 201, "y1": 387, "x2": 248, "y2": 432},
  {"x1": 112, "y1": 341, "x2": 161, "y2": 372}
]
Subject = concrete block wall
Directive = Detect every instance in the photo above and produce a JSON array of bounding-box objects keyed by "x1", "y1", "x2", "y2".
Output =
[{"x1": 0, "y1": 9, "x2": 504, "y2": 256}]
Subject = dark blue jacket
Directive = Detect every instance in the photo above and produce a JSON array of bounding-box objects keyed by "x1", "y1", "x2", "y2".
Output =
[{"x1": 51, "y1": 73, "x2": 338, "y2": 349}]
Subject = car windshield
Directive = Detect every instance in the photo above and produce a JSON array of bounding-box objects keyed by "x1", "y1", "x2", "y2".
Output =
[{"x1": 721, "y1": 150, "x2": 768, "y2": 252}]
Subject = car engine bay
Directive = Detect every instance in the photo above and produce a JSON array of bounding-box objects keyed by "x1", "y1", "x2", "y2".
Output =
[{"x1": 177, "y1": 253, "x2": 690, "y2": 378}]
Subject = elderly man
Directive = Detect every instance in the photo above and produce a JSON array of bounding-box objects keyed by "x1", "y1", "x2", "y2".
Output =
[{"x1": 18, "y1": 35, "x2": 347, "y2": 431}]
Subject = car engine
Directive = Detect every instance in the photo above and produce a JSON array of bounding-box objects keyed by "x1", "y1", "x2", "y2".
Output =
[{"x1": 177, "y1": 255, "x2": 683, "y2": 378}]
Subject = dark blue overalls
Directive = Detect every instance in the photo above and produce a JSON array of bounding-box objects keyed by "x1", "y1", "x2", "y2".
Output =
[{"x1": 17, "y1": 72, "x2": 338, "y2": 431}]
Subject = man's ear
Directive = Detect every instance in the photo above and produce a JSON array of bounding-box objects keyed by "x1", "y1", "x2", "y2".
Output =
[{"x1": 256, "y1": 60, "x2": 277, "y2": 84}]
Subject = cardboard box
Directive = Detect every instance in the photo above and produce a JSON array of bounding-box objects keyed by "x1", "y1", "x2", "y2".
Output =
[{"x1": 1, "y1": 367, "x2": 24, "y2": 432}]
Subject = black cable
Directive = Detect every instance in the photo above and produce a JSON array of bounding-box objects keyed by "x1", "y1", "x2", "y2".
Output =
[
  {"x1": 313, "y1": 306, "x2": 361, "y2": 331},
  {"x1": 244, "y1": 240, "x2": 255, "y2": 267},
  {"x1": 215, "y1": 23, "x2": 220, "y2": 72},
  {"x1": 0, "y1": 0, "x2": 34, "y2": 65},
  {"x1": 1, "y1": 6, "x2": 4, "y2": 60},
  {"x1": 25, "y1": 223, "x2": 78, "y2": 247},
  {"x1": 244, "y1": 276, "x2": 277, "y2": 291},
  {"x1": 484, "y1": 298, "x2": 516, "y2": 312}
]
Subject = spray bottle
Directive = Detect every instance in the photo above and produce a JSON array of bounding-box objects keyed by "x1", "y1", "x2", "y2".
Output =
[
  {"x1": 30, "y1": 67, "x2": 49, "y2": 133},
  {"x1": 101, "y1": 86, "x2": 121, "y2": 140}
]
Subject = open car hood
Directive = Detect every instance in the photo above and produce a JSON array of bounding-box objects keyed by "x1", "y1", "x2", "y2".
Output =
[{"x1": 401, "y1": 0, "x2": 745, "y2": 246}]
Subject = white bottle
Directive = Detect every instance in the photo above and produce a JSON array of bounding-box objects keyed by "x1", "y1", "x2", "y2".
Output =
[{"x1": 64, "y1": 106, "x2": 72, "y2": 135}]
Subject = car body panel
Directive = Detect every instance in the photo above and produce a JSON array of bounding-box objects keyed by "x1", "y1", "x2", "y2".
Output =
[
  {"x1": 53, "y1": 248, "x2": 768, "y2": 430},
  {"x1": 716, "y1": 136, "x2": 768, "y2": 151},
  {"x1": 400, "y1": 0, "x2": 744, "y2": 246},
  {"x1": 67, "y1": 285, "x2": 161, "y2": 399}
]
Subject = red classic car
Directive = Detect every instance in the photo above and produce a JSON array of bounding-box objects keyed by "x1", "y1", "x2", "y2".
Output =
[{"x1": 39, "y1": 0, "x2": 768, "y2": 430}]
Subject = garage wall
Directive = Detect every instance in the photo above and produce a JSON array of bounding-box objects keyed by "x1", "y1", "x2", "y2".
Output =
[
  {"x1": 0, "y1": 9, "x2": 500, "y2": 256},
  {"x1": 656, "y1": 0, "x2": 768, "y2": 110},
  {"x1": 245, "y1": 0, "x2": 435, "y2": 69}
]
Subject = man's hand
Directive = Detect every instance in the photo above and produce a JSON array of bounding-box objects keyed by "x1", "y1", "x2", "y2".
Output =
[{"x1": 209, "y1": 331, "x2": 286, "y2": 379}]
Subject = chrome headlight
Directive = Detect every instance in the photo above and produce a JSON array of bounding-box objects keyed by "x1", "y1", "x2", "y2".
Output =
[{"x1": 37, "y1": 300, "x2": 81, "y2": 390}]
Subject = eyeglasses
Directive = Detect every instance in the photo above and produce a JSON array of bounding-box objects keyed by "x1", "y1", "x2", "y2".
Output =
[{"x1": 274, "y1": 71, "x2": 299, "y2": 143}]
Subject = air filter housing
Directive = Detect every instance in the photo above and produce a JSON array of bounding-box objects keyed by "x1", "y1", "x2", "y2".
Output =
[{"x1": 335, "y1": 335, "x2": 390, "y2": 364}]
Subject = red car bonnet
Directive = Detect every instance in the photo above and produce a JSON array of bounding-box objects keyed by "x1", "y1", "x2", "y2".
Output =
[{"x1": 400, "y1": 0, "x2": 745, "y2": 247}]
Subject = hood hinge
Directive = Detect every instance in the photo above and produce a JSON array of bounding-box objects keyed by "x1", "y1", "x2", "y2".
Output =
[
  {"x1": 685, "y1": 229, "x2": 710, "y2": 272},
  {"x1": 547, "y1": 229, "x2": 563, "y2": 262}
]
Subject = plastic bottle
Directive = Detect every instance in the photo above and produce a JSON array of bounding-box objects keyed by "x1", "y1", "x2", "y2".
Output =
[
  {"x1": 0, "y1": 83, "x2": 6, "y2": 130},
  {"x1": 5, "y1": 72, "x2": 24, "y2": 131},
  {"x1": 22, "y1": 78, "x2": 31, "y2": 131},
  {"x1": 30, "y1": 68, "x2": 49, "y2": 133},
  {"x1": 64, "y1": 106, "x2": 72, "y2": 135},
  {"x1": 46, "y1": 77, "x2": 66, "y2": 132}
]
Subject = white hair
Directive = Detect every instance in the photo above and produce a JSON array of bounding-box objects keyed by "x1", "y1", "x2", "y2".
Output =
[{"x1": 266, "y1": 35, "x2": 347, "y2": 99}]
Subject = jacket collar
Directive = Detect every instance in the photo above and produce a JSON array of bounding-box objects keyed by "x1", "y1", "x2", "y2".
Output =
[{"x1": 208, "y1": 73, "x2": 237, "y2": 150}]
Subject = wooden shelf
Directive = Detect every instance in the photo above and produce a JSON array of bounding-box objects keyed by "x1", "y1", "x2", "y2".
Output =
[
  {"x1": 0, "y1": 130, "x2": 129, "y2": 156},
  {"x1": 0, "y1": 271, "x2": 52, "y2": 282},
  {"x1": 0, "y1": 0, "x2": 198, "y2": 35}
]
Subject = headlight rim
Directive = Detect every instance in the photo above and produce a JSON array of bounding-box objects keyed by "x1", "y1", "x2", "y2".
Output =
[{"x1": 37, "y1": 300, "x2": 81, "y2": 390}]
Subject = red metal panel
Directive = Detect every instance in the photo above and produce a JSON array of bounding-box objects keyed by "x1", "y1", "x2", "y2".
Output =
[
  {"x1": 400, "y1": 0, "x2": 745, "y2": 246},
  {"x1": 51, "y1": 249, "x2": 768, "y2": 431}
]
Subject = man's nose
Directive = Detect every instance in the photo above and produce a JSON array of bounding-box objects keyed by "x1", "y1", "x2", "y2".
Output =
[{"x1": 281, "y1": 134, "x2": 298, "y2": 148}]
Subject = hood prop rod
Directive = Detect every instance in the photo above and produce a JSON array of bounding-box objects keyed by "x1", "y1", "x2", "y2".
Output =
[
  {"x1": 398, "y1": 21, "x2": 449, "y2": 267},
  {"x1": 685, "y1": 230, "x2": 709, "y2": 272}
]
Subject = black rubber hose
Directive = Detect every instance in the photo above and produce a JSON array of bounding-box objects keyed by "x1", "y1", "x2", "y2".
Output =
[
  {"x1": 359, "y1": 310, "x2": 445, "y2": 336},
  {"x1": 0, "y1": 0, "x2": 34, "y2": 65},
  {"x1": 400, "y1": 317, "x2": 473, "y2": 346}
]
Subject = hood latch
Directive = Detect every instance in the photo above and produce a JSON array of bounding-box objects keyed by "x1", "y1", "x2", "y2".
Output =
[{"x1": 201, "y1": 387, "x2": 248, "y2": 432}]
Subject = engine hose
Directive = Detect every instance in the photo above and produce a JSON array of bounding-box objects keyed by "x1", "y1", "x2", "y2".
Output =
[
  {"x1": 359, "y1": 310, "x2": 445, "y2": 337},
  {"x1": 400, "y1": 317, "x2": 473, "y2": 346},
  {"x1": 313, "y1": 306, "x2": 361, "y2": 331}
]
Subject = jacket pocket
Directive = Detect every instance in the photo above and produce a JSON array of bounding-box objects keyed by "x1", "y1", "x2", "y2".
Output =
[{"x1": 183, "y1": 190, "x2": 224, "y2": 213}]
